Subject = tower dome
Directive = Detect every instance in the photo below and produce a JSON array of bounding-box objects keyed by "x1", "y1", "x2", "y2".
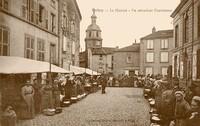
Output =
[{"x1": 86, "y1": 9, "x2": 101, "y2": 31}]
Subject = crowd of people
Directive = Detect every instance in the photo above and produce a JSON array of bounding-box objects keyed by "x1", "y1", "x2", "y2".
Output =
[{"x1": 142, "y1": 74, "x2": 200, "y2": 126}]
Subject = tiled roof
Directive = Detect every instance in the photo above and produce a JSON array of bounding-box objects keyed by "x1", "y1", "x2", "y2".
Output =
[
  {"x1": 102, "y1": 47, "x2": 117, "y2": 54},
  {"x1": 141, "y1": 30, "x2": 173, "y2": 40},
  {"x1": 91, "y1": 47, "x2": 116, "y2": 55},
  {"x1": 91, "y1": 48, "x2": 107, "y2": 55},
  {"x1": 115, "y1": 43, "x2": 140, "y2": 52}
]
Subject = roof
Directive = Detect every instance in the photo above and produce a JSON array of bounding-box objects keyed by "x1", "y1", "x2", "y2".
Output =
[
  {"x1": 141, "y1": 30, "x2": 173, "y2": 40},
  {"x1": 91, "y1": 47, "x2": 116, "y2": 55},
  {"x1": 74, "y1": 0, "x2": 82, "y2": 20},
  {"x1": 170, "y1": 0, "x2": 188, "y2": 18},
  {"x1": 91, "y1": 48, "x2": 107, "y2": 55},
  {"x1": 102, "y1": 47, "x2": 117, "y2": 54},
  {"x1": 86, "y1": 24, "x2": 101, "y2": 31},
  {"x1": 0, "y1": 56, "x2": 72, "y2": 74},
  {"x1": 115, "y1": 44, "x2": 140, "y2": 52}
]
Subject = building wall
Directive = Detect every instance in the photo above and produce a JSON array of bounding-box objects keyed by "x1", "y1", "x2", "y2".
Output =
[
  {"x1": 113, "y1": 51, "x2": 139, "y2": 76},
  {"x1": 0, "y1": 0, "x2": 59, "y2": 64},
  {"x1": 140, "y1": 37, "x2": 173, "y2": 75},
  {"x1": 59, "y1": 0, "x2": 81, "y2": 69},
  {"x1": 171, "y1": 0, "x2": 200, "y2": 90},
  {"x1": 171, "y1": 0, "x2": 193, "y2": 88},
  {"x1": 88, "y1": 54, "x2": 107, "y2": 74}
]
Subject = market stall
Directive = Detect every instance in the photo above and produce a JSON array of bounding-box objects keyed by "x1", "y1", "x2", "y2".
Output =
[{"x1": 0, "y1": 56, "x2": 72, "y2": 123}]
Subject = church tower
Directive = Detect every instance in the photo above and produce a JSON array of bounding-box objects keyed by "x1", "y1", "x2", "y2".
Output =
[
  {"x1": 85, "y1": 9, "x2": 103, "y2": 50},
  {"x1": 84, "y1": 9, "x2": 103, "y2": 67}
]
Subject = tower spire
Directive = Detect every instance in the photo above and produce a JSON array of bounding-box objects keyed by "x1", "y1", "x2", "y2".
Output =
[{"x1": 91, "y1": 9, "x2": 97, "y2": 24}]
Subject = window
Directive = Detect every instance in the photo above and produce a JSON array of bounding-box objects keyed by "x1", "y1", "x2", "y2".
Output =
[
  {"x1": 127, "y1": 56, "x2": 131, "y2": 63},
  {"x1": 30, "y1": 0, "x2": 34, "y2": 23},
  {"x1": 39, "y1": 4, "x2": 45, "y2": 24},
  {"x1": 184, "y1": 12, "x2": 189, "y2": 44},
  {"x1": 35, "y1": 1, "x2": 39, "y2": 25},
  {"x1": 160, "y1": 52, "x2": 169, "y2": 62},
  {"x1": 96, "y1": 31, "x2": 99, "y2": 37},
  {"x1": 22, "y1": 0, "x2": 28, "y2": 19},
  {"x1": 161, "y1": 67, "x2": 168, "y2": 76},
  {"x1": 22, "y1": 0, "x2": 39, "y2": 24},
  {"x1": 25, "y1": 35, "x2": 34, "y2": 59},
  {"x1": 147, "y1": 40, "x2": 153, "y2": 49},
  {"x1": 45, "y1": 10, "x2": 48, "y2": 29},
  {"x1": 0, "y1": 0, "x2": 9, "y2": 10},
  {"x1": 0, "y1": 27, "x2": 9, "y2": 56},
  {"x1": 161, "y1": 39, "x2": 168, "y2": 49},
  {"x1": 71, "y1": 21, "x2": 75, "y2": 34},
  {"x1": 183, "y1": 53, "x2": 188, "y2": 79},
  {"x1": 50, "y1": 13, "x2": 55, "y2": 32},
  {"x1": 146, "y1": 52, "x2": 154, "y2": 62},
  {"x1": 99, "y1": 55, "x2": 103, "y2": 60},
  {"x1": 72, "y1": 41, "x2": 75, "y2": 55},
  {"x1": 198, "y1": 5, "x2": 200, "y2": 37},
  {"x1": 37, "y1": 39, "x2": 45, "y2": 61},
  {"x1": 174, "y1": 56, "x2": 178, "y2": 77},
  {"x1": 50, "y1": 44, "x2": 56, "y2": 63},
  {"x1": 145, "y1": 67, "x2": 153, "y2": 75},
  {"x1": 175, "y1": 25, "x2": 179, "y2": 47},
  {"x1": 89, "y1": 31, "x2": 91, "y2": 37}
]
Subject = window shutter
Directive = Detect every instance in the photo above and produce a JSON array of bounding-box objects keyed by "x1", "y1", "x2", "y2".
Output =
[
  {"x1": 34, "y1": 0, "x2": 39, "y2": 25},
  {"x1": 45, "y1": 10, "x2": 48, "y2": 29},
  {"x1": 22, "y1": 0, "x2": 28, "y2": 19}
]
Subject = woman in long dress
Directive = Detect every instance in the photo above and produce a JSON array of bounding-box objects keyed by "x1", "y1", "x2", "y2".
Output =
[{"x1": 21, "y1": 80, "x2": 35, "y2": 119}]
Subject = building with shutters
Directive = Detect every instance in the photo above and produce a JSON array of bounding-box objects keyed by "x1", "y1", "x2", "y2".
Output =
[
  {"x1": 140, "y1": 27, "x2": 174, "y2": 76},
  {"x1": 58, "y1": 0, "x2": 81, "y2": 70},
  {"x1": 170, "y1": 0, "x2": 200, "y2": 93},
  {"x1": 0, "y1": 0, "x2": 60, "y2": 64}
]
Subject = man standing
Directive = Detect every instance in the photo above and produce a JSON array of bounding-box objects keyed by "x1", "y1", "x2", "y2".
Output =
[
  {"x1": 185, "y1": 96, "x2": 200, "y2": 126},
  {"x1": 100, "y1": 75, "x2": 107, "y2": 94}
]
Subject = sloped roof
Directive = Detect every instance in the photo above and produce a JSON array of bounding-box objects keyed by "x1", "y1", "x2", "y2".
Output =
[
  {"x1": 91, "y1": 47, "x2": 116, "y2": 55},
  {"x1": 91, "y1": 48, "x2": 107, "y2": 55},
  {"x1": 115, "y1": 44, "x2": 140, "y2": 52},
  {"x1": 141, "y1": 30, "x2": 173, "y2": 40},
  {"x1": 102, "y1": 47, "x2": 117, "y2": 54}
]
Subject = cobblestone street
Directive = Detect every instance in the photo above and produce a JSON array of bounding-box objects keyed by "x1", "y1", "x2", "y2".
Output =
[{"x1": 17, "y1": 88, "x2": 150, "y2": 126}]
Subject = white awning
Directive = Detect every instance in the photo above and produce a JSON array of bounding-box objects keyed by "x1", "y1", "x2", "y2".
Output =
[{"x1": 0, "y1": 56, "x2": 72, "y2": 74}]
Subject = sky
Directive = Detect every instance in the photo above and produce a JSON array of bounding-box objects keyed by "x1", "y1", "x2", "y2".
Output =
[{"x1": 76, "y1": 0, "x2": 180, "y2": 51}]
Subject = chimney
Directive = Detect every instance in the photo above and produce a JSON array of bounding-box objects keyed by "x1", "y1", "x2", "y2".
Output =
[
  {"x1": 116, "y1": 46, "x2": 119, "y2": 49},
  {"x1": 152, "y1": 26, "x2": 156, "y2": 33}
]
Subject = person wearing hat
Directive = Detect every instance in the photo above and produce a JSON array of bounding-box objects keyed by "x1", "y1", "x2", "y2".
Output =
[
  {"x1": 21, "y1": 80, "x2": 35, "y2": 119},
  {"x1": 185, "y1": 96, "x2": 200, "y2": 126},
  {"x1": 174, "y1": 90, "x2": 191, "y2": 126}
]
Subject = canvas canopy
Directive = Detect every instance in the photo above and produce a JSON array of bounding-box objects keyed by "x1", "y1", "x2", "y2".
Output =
[
  {"x1": 0, "y1": 56, "x2": 72, "y2": 74},
  {"x1": 69, "y1": 65, "x2": 100, "y2": 75},
  {"x1": 69, "y1": 65, "x2": 85, "y2": 75}
]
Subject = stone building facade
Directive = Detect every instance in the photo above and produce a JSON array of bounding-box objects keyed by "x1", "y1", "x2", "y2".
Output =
[
  {"x1": 171, "y1": 0, "x2": 200, "y2": 93},
  {"x1": 113, "y1": 43, "x2": 140, "y2": 76},
  {"x1": 58, "y1": 0, "x2": 82, "y2": 70},
  {"x1": 0, "y1": 0, "x2": 59, "y2": 64},
  {"x1": 140, "y1": 27, "x2": 174, "y2": 76}
]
